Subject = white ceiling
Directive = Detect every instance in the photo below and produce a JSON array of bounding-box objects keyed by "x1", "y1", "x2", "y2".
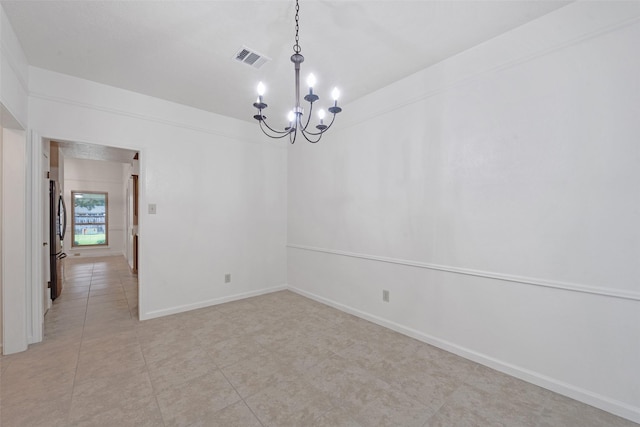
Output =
[
  {"x1": 2, "y1": 0, "x2": 573, "y2": 125},
  {"x1": 51, "y1": 139, "x2": 138, "y2": 164}
]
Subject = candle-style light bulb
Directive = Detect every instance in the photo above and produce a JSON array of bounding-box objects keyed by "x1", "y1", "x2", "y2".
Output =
[
  {"x1": 307, "y1": 73, "x2": 317, "y2": 90},
  {"x1": 288, "y1": 110, "x2": 295, "y2": 124},
  {"x1": 253, "y1": 81, "x2": 268, "y2": 114},
  {"x1": 316, "y1": 108, "x2": 328, "y2": 131},
  {"x1": 304, "y1": 73, "x2": 320, "y2": 103},
  {"x1": 331, "y1": 87, "x2": 340, "y2": 101},
  {"x1": 327, "y1": 87, "x2": 342, "y2": 115}
]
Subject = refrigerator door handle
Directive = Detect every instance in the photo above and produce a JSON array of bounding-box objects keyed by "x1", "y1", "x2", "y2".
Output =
[{"x1": 58, "y1": 194, "x2": 67, "y2": 240}]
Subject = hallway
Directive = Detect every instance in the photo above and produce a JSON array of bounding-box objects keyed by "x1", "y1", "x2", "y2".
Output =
[
  {"x1": 1, "y1": 256, "x2": 637, "y2": 426},
  {"x1": 1, "y1": 256, "x2": 140, "y2": 425}
]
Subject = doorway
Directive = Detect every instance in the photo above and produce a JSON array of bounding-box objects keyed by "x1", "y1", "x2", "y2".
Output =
[{"x1": 41, "y1": 139, "x2": 139, "y2": 325}]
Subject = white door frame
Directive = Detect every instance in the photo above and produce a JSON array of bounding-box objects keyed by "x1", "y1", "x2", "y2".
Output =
[
  {"x1": 7, "y1": 129, "x2": 141, "y2": 352},
  {"x1": 27, "y1": 130, "x2": 44, "y2": 345}
]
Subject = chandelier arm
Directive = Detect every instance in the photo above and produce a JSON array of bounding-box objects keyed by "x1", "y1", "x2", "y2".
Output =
[
  {"x1": 299, "y1": 112, "x2": 337, "y2": 137},
  {"x1": 298, "y1": 128, "x2": 323, "y2": 144},
  {"x1": 260, "y1": 117, "x2": 293, "y2": 135},
  {"x1": 301, "y1": 99, "x2": 314, "y2": 131},
  {"x1": 259, "y1": 120, "x2": 294, "y2": 139},
  {"x1": 289, "y1": 127, "x2": 298, "y2": 144}
]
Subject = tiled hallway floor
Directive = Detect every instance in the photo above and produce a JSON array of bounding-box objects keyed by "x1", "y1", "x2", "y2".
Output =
[{"x1": 1, "y1": 256, "x2": 637, "y2": 426}]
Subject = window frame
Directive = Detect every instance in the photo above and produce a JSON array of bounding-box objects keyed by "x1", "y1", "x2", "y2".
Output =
[{"x1": 71, "y1": 191, "x2": 109, "y2": 247}]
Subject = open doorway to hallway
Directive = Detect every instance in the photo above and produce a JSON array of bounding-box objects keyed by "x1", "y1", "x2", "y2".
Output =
[
  {"x1": 46, "y1": 256, "x2": 139, "y2": 343},
  {"x1": 43, "y1": 140, "x2": 139, "y2": 319}
]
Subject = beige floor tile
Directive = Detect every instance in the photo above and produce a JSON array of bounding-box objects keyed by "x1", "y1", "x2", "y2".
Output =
[
  {"x1": 89, "y1": 286, "x2": 125, "y2": 297},
  {"x1": 272, "y1": 337, "x2": 337, "y2": 372},
  {"x1": 305, "y1": 354, "x2": 433, "y2": 426},
  {"x1": 427, "y1": 382, "x2": 541, "y2": 427},
  {"x1": 69, "y1": 395, "x2": 163, "y2": 427},
  {"x1": 87, "y1": 292, "x2": 128, "y2": 305},
  {"x1": 70, "y1": 369, "x2": 154, "y2": 420},
  {"x1": 58, "y1": 288, "x2": 90, "y2": 300},
  {"x1": 312, "y1": 406, "x2": 363, "y2": 426},
  {"x1": 191, "y1": 316, "x2": 254, "y2": 343},
  {"x1": 75, "y1": 343, "x2": 146, "y2": 384},
  {"x1": 81, "y1": 316, "x2": 138, "y2": 340},
  {"x1": 0, "y1": 355, "x2": 8, "y2": 376},
  {"x1": 197, "y1": 400, "x2": 263, "y2": 427},
  {"x1": 367, "y1": 357, "x2": 462, "y2": 410},
  {"x1": 79, "y1": 329, "x2": 139, "y2": 354},
  {"x1": 1, "y1": 391, "x2": 72, "y2": 427},
  {"x1": 139, "y1": 332, "x2": 204, "y2": 365},
  {"x1": 205, "y1": 335, "x2": 266, "y2": 368},
  {"x1": 2, "y1": 342, "x2": 76, "y2": 372},
  {"x1": 84, "y1": 310, "x2": 133, "y2": 326},
  {"x1": 146, "y1": 347, "x2": 217, "y2": 394},
  {"x1": 539, "y1": 393, "x2": 639, "y2": 427},
  {"x1": 90, "y1": 278, "x2": 122, "y2": 287},
  {"x1": 221, "y1": 348, "x2": 301, "y2": 398},
  {"x1": 47, "y1": 302, "x2": 87, "y2": 317},
  {"x1": 4, "y1": 256, "x2": 636, "y2": 427},
  {"x1": 2, "y1": 371, "x2": 75, "y2": 408},
  {"x1": 247, "y1": 320, "x2": 300, "y2": 350},
  {"x1": 155, "y1": 370, "x2": 241, "y2": 426},
  {"x1": 63, "y1": 276, "x2": 91, "y2": 284},
  {"x1": 463, "y1": 364, "x2": 552, "y2": 410},
  {"x1": 59, "y1": 285, "x2": 91, "y2": 295},
  {"x1": 245, "y1": 378, "x2": 335, "y2": 426},
  {"x1": 43, "y1": 324, "x2": 85, "y2": 343}
]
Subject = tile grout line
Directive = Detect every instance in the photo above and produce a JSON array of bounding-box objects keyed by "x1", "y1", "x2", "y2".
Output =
[
  {"x1": 65, "y1": 260, "x2": 94, "y2": 425},
  {"x1": 217, "y1": 366, "x2": 268, "y2": 427},
  {"x1": 136, "y1": 331, "x2": 168, "y2": 427}
]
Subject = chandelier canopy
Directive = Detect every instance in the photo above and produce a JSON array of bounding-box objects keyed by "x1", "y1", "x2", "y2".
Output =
[{"x1": 252, "y1": 0, "x2": 342, "y2": 144}]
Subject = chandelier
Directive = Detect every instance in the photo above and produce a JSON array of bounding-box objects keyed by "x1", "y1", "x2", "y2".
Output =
[{"x1": 252, "y1": 0, "x2": 342, "y2": 144}]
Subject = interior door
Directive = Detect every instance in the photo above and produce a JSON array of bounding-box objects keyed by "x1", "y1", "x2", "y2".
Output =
[{"x1": 42, "y1": 150, "x2": 51, "y2": 312}]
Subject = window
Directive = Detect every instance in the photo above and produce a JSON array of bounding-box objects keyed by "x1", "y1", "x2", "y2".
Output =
[{"x1": 72, "y1": 191, "x2": 108, "y2": 247}]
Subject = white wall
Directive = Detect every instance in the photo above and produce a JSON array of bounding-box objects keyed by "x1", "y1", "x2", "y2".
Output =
[
  {"x1": 28, "y1": 67, "x2": 288, "y2": 320},
  {"x1": 1, "y1": 3, "x2": 28, "y2": 128},
  {"x1": 1, "y1": 3, "x2": 29, "y2": 354},
  {"x1": 0, "y1": 125, "x2": 3, "y2": 350},
  {"x1": 63, "y1": 158, "x2": 127, "y2": 258},
  {"x1": 288, "y1": 2, "x2": 640, "y2": 423},
  {"x1": 2, "y1": 127, "x2": 27, "y2": 354}
]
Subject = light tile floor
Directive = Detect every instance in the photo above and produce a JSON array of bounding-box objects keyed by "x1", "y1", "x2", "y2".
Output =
[{"x1": 1, "y1": 256, "x2": 637, "y2": 426}]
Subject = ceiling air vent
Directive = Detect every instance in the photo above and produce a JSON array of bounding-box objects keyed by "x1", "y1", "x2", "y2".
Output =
[{"x1": 234, "y1": 46, "x2": 270, "y2": 69}]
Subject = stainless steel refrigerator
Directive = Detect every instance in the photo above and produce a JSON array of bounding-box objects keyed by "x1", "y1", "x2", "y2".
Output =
[{"x1": 49, "y1": 180, "x2": 67, "y2": 300}]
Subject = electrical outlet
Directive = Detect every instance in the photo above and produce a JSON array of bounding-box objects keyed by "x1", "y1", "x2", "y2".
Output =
[
  {"x1": 383, "y1": 289, "x2": 390, "y2": 302},
  {"x1": 225, "y1": 273, "x2": 231, "y2": 283},
  {"x1": 148, "y1": 203, "x2": 157, "y2": 214}
]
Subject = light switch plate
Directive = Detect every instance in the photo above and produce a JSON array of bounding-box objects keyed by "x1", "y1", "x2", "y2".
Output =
[{"x1": 148, "y1": 203, "x2": 157, "y2": 214}]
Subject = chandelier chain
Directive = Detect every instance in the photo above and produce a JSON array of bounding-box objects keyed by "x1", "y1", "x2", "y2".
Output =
[
  {"x1": 252, "y1": 0, "x2": 342, "y2": 144},
  {"x1": 293, "y1": 0, "x2": 301, "y2": 53}
]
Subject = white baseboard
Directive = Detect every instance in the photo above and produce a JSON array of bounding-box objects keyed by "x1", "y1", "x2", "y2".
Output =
[
  {"x1": 66, "y1": 250, "x2": 124, "y2": 258},
  {"x1": 139, "y1": 284, "x2": 287, "y2": 321},
  {"x1": 288, "y1": 285, "x2": 640, "y2": 424}
]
